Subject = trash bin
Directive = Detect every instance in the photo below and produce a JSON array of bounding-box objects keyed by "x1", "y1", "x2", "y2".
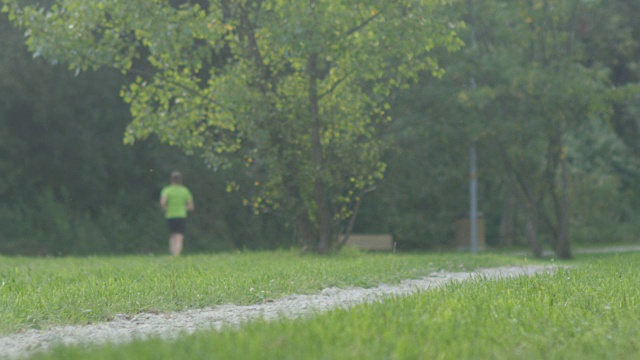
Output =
[{"x1": 454, "y1": 214, "x2": 486, "y2": 251}]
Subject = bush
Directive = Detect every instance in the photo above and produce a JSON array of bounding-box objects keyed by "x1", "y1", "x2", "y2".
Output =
[
  {"x1": 0, "y1": 189, "x2": 168, "y2": 255},
  {"x1": 569, "y1": 174, "x2": 638, "y2": 244}
]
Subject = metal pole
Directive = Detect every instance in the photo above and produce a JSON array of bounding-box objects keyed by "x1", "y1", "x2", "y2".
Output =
[
  {"x1": 468, "y1": 0, "x2": 479, "y2": 253},
  {"x1": 470, "y1": 143, "x2": 478, "y2": 253}
]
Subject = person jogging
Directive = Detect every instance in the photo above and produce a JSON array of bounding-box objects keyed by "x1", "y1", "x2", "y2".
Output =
[{"x1": 160, "y1": 171, "x2": 194, "y2": 256}]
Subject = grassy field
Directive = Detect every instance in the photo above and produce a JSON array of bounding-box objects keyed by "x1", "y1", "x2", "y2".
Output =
[
  {"x1": 0, "y1": 249, "x2": 528, "y2": 334},
  {"x1": 3, "y1": 251, "x2": 640, "y2": 359}
]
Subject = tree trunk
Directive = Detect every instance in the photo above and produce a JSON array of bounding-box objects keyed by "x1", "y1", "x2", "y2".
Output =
[
  {"x1": 525, "y1": 202, "x2": 543, "y2": 258},
  {"x1": 336, "y1": 187, "x2": 375, "y2": 251},
  {"x1": 308, "y1": 50, "x2": 333, "y2": 254},
  {"x1": 544, "y1": 123, "x2": 572, "y2": 259},
  {"x1": 296, "y1": 212, "x2": 316, "y2": 252},
  {"x1": 511, "y1": 169, "x2": 543, "y2": 258},
  {"x1": 555, "y1": 129, "x2": 572, "y2": 259},
  {"x1": 314, "y1": 179, "x2": 333, "y2": 254},
  {"x1": 499, "y1": 176, "x2": 516, "y2": 247}
]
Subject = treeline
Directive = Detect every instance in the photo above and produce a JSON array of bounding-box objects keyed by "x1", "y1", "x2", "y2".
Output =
[
  {"x1": 1, "y1": 0, "x2": 639, "y2": 256},
  {"x1": 0, "y1": 16, "x2": 285, "y2": 255}
]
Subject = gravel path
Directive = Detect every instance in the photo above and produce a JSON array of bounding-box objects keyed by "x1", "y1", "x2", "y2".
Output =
[{"x1": 0, "y1": 265, "x2": 557, "y2": 359}]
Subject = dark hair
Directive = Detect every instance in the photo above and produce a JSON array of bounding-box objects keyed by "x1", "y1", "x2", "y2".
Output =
[{"x1": 170, "y1": 171, "x2": 183, "y2": 184}]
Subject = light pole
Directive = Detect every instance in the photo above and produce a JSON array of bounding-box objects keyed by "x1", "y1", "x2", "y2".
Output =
[
  {"x1": 468, "y1": 0, "x2": 479, "y2": 254},
  {"x1": 470, "y1": 143, "x2": 478, "y2": 253}
]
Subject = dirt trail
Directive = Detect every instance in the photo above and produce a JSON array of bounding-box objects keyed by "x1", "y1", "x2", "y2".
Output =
[{"x1": 0, "y1": 265, "x2": 557, "y2": 359}]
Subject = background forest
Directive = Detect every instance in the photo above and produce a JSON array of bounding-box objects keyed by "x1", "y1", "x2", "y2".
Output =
[{"x1": 1, "y1": 0, "x2": 639, "y2": 256}]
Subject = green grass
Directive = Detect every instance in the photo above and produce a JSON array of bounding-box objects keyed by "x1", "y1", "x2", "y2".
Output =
[
  {"x1": 34, "y1": 252, "x2": 640, "y2": 360},
  {"x1": 0, "y1": 249, "x2": 528, "y2": 334}
]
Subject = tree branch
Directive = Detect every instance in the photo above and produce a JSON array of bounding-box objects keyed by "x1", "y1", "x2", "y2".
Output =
[
  {"x1": 318, "y1": 70, "x2": 355, "y2": 99},
  {"x1": 345, "y1": 11, "x2": 382, "y2": 36},
  {"x1": 336, "y1": 186, "x2": 376, "y2": 251}
]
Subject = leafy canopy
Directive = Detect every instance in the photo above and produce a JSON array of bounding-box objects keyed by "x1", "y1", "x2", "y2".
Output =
[{"x1": 3, "y1": 0, "x2": 463, "y2": 249}]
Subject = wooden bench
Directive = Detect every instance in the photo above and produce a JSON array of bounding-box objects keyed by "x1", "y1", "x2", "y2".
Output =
[{"x1": 344, "y1": 233, "x2": 394, "y2": 251}]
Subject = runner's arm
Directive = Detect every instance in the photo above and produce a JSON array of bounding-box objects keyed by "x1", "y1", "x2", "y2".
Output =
[{"x1": 160, "y1": 195, "x2": 168, "y2": 210}]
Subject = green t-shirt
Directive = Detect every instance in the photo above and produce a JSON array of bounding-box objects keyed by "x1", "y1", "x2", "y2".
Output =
[{"x1": 161, "y1": 184, "x2": 193, "y2": 219}]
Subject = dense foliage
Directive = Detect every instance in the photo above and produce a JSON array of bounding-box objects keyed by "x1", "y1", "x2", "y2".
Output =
[
  {"x1": 0, "y1": 14, "x2": 285, "y2": 254},
  {"x1": 2, "y1": 0, "x2": 463, "y2": 253},
  {"x1": 1, "y1": 0, "x2": 639, "y2": 256}
]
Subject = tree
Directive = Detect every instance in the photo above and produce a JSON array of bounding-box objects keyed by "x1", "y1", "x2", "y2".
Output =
[
  {"x1": 1, "y1": 8, "x2": 289, "y2": 255},
  {"x1": 579, "y1": 0, "x2": 640, "y2": 200},
  {"x1": 3, "y1": 0, "x2": 463, "y2": 252},
  {"x1": 457, "y1": 0, "x2": 627, "y2": 259},
  {"x1": 370, "y1": 0, "x2": 619, "y2": 258}
]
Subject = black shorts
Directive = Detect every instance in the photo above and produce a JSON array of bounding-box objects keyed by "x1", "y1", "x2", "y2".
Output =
[{"x1": 167, "y1": 218, "x2": 187, "y2": 234}]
